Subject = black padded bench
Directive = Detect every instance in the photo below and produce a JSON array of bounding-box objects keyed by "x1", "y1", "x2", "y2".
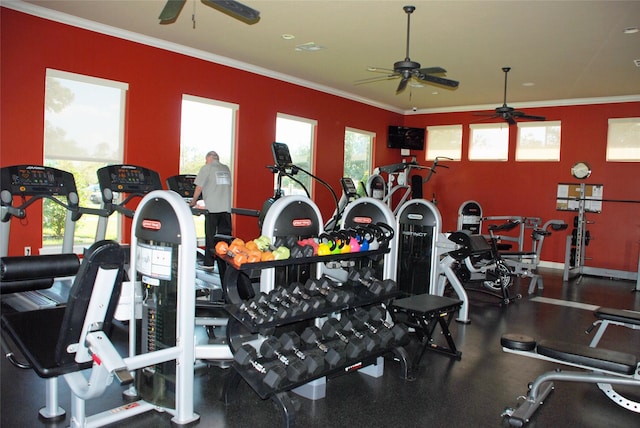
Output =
[
  {"x1": 536, "y1": 340, "x2": 637, "y2": 375},
  {"x1": 500, "y1": 308, "x2": 640, "y2": 427},
  {"x1": 390, "y1": 293, "x2": 463, "y2": 367}
]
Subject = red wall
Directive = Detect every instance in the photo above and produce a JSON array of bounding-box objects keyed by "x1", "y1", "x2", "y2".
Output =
[{"x1": 2, "y1": 8, "x2": 639, "y2": 273}]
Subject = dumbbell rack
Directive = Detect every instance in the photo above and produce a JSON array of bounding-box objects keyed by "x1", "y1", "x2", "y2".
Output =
[{"x1": 221, "y1": 251, "x2": 413, "y2": 428}]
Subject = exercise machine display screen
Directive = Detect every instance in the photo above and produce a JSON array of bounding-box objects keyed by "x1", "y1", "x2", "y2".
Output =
[
  {"x1": 340, "y1": 177, "x2": 358, "y2": 198},
  {"x1": 272, "y1": 142, "x2": 293, "y2": 168},
  {"x1": 97, "y1": 164, "x2": 162, "y2": 194},
  {"x1": 1, "y1": 165, "x2": 77, "y2": 196},
  {"x1": 166, "y1": 174, "x2": 197, "y2": 199}
]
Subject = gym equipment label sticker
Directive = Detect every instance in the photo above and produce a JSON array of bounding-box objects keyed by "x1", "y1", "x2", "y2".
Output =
[{"x1": 136, "y1": 242, "x2": 172, "y2": 280}]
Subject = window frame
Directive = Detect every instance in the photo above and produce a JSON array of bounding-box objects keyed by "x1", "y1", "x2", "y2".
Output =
[
  {"x1": 426, "y1": 124, "x2": 462, "y2": 161},
  {"x1": 515, "y1": 121, "x2": 561, "y2": 162},
  {"x1": 468, "y1": 123, "x2": 510, "y2": 161}
]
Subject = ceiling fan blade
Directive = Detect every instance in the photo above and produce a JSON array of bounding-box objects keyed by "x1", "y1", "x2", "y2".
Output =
[
  {"x1": 416, "y1": 73, "x2": 459, "y2": 88},
  {"x1": 506, "y1": 115, "x2": 517, "y2": 126},
  {"x1": 396, "y1": 77, "x2": 410, "y2": 94},
  {"x1": 514, "y1": 112, "x2": 546, "y2": 121},
  {"x1": 159, "y1": 0, "x2": 186, "y2": 24},
  {"x1": 418, "y1": 67, "x2": 447, "y2": 75},
  {"x1": 201, "y1": 0, "x2": 260, "y2": 24},
  {"x1": 355, "y1": 74, "x2": 399, "y2": 85},
  {"x1": 366, "y1": 66, "x2": 397, "y2": 74},
  {"x1": 473, "y1": 112, "x2": 500, "y2": 117}
]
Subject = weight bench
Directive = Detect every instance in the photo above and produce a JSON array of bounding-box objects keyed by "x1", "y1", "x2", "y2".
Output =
[
  {"x1": 1, "y1": 240, "x2": 128, "y2": 423},
  {"x1": 501, "y1": 306, "x2": 640, "y2": 427},
  {"x1": 390, "y1": 293, "x2": 463, "y2": 369}
]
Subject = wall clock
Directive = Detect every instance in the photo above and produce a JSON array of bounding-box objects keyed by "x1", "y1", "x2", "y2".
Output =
[{"x1": 571, "y1": 161, "x2": 591, "y2": 179}]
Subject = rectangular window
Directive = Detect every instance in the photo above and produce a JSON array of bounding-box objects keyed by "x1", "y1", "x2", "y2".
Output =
[
  {"x1": 426, "y1": 125, "x2": 462, "y2": 161},
  {"x1": 606, "y1": 117, "x2": 640, "y2": 161},
  {"x1": 468, "y1": 123, "x2": 509, "y2": 161},
  {"x1": 516, "y1": 121, "x2": 561, "y2": 161},
  {"x1": 275, "y1": 113, "x2": 316, "y2": 197},
  {"x1": 180, "y1": 95, "x2": 238, "y2": 239},
  {"x1": 344, "y1": 128, "x2": 374, "y2": 194},
  {"x1": 44, "y1": 69, "x2": 127, "y2": 250}
]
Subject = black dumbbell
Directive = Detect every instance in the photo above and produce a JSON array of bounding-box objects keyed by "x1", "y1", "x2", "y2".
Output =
[
  {"x1": 347, "y1": 268, "x2": 396, "y2": 296},
  {"x1": 321, "y1": 318, "x2": 366, "y2": 360},
  {"x1": 265, "y1": 289, "x2": 303, "y2": 317},
  {"x1": 256, "y1": 292, "x2": 297, "y2": 319},
  {"x1": 239, "y1": 301, "x2": 272, "y2": 324},
  {"x1": 351, "y1": 308, "x2": 395, "y2": 348},
  {"x1": 368, "y1": 306, "x2": 409, "y2": 344},
  {"x1": 289, "y1": 282, "x2": 326, "y2": 311},
  {"x1": 300, "y1": 326, "x2": 345, "y2": 368},
  {"x1": 234, "y1": 344, "x2": 287, "y2": 389},
  {"x1": 305, "y1": 277, "x2": 353, "y2": 305},
  {"x1": 339, "y1": 316, "x2": 380, "y2": 353},
  {"x1": 279, "y1": 332, "x2": 325, "y2": 376},
  {"x1": 270, "y1": 288, "x2": 312, "y2": 314},
  {"x1": 260, "y1": 337, "x2": 308, "y2": 382}
]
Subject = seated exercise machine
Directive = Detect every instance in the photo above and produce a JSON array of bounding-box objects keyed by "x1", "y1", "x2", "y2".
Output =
[
  {"x1": 441, "y1": 226, "x2": 521, "y2": 305},
  {"x1": 2, "y1": 190, "x2": 205, "y2": 426},
  {"x1": 501, "y1": 307, "x2": 640, "y2": 426},
  {"x1": 499, "y1": 219, "x2": 568, "y2": 294}
]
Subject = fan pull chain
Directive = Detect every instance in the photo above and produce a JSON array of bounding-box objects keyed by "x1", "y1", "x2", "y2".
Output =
[{"x1": 192, "y1": 0, "x2": 196, "y2": 29}]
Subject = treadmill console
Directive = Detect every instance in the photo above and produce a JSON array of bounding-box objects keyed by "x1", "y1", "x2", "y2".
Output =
[
  {"x1": 1, "y1": 165, "x2": 78, "y2": 198},
  {"x1": 166, "y1": 174, "x2": 198, "y2": 199},
  {"x1": 96, "y1": 164, "x2": 162, "y2": 202}
]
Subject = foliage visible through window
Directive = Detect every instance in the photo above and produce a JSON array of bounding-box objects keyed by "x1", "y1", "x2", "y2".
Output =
[
  {"x1": 275, "y1": 114, "x2": 316, "y2": 197},
  {"x1": 426, "y1": 125, "x2": 462, "y2": 161},
  {"x1": 516, "y1": 121, "x2": 561, "y2": 161},
  {"x1": 468, "y1": 123, "x2": 509, "y2": 161},
  {"x1": 180, "y1": 95, "x2": 237, "y2": 239},
  {"x1": 44, "y1": 70, "x2": 126, "y2": 249},
  {"x1": 344, "y1": 128, "x2": 374, "y2": 195},
  {"x1": 606, "y1": 117, "x2": 640, "y2": 161}
]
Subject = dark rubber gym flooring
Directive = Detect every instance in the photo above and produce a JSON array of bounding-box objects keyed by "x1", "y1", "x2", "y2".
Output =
[{"x1": 2, "y1": 269, "x2": 640, "y2": 427}]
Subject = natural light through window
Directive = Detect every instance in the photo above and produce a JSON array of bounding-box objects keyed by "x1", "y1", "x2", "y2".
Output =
[
  {"x1": 426, "y1": 125, "x2": 462, "y2": 161},
  {"x1": 344, "y1": 128, "x2": 374, "y2": 194},
  {"x1": 275, "y1": 114, "x2": 316, "y2": 197},
  {"x1": 606, "y1": 117, "x2": 640, "y2": 161},
  {"x1": 43, "y1": 69, "x2": 126, "y2": 250},
  {"x1": 180, "y1": 95, "x2": 237, "y2": 239},
  {"x1": 468, "y1": 123, "x2": 509, "y2": 161},
  {"x1": 516, "y1": 121, "x2": 561, "y2": 161}
]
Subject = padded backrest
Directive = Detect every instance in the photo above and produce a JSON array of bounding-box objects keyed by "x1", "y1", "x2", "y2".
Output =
[{"x1": 54, "y1": 240, "x2": 125, "y2": 366}]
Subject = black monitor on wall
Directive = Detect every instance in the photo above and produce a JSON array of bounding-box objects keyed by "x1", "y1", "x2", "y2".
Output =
[{"x1": 387, "y1": 126, "x2": 425, "y2": 151}]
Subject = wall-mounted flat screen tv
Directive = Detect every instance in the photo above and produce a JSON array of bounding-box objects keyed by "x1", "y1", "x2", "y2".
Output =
[{"x1": 387, "y1": 126, "x2": 425, "y2": 150}]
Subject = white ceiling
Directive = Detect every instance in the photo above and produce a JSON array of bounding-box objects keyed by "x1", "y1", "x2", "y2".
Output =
[{"x1": 9, "y1": 0, "x2": 640, "y2": 113}]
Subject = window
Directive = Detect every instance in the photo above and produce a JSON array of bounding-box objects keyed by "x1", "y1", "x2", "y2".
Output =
[
  {"x1": 180, "y1": 95, "x2": 238, "y2": 240},
  {"x1": 606, "y1": 117, "x2": 640, "y2": 161},
  {"x1": 516, "y1": 121, "x2": 561, "y2": 161},
  {"x1": 275, "y1": 114, "x2": 316, "y2": 196},
  {"x1": 426, "y1": 125, "x2": 462, "y2": 161},
  {"x1": 343, "y1": 128, "x2": 374, "y2": 195},
  {"x1": 468, "y1": 123, "x2": 509, "y2": 161},
  {"x1": 43, "y1": 69, "x2": 127, "y2": 250}
]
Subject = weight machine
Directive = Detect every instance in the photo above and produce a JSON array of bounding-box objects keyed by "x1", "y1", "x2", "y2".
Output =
[{"x1": 368, "y1": 156, "x2": 450, "y2": 215}]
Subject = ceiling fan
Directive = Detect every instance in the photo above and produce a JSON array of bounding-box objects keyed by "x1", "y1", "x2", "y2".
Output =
[
  {"x1": 474, "y1": 67, "x2": 546, "y2": 125},
  {"x1": 159, "y1": 0, "x2": 260, "y2": 25},
  {"x1": 359, "y1": 5, "x2": 459, "y2": 94}
]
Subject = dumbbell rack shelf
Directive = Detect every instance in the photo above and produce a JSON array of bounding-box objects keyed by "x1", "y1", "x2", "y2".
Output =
[
  {"x1": 220, "y1": 247, "x2": 389, "y2": 278},
  {"x1": 223, "y1": 341, "x2": 411, "y2": 428},
  {"x1": 221, "y1": 247, "x2": 411, "y2": 428},
  {"x1": 224, "y1": 282, "x2": 398, "y2": 332}
]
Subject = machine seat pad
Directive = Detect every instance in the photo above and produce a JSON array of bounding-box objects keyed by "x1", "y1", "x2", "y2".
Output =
[
  {"x1": 594, "y1": 307, "x2": 640, "y2": 326},
  {"x1": 537, "y1": 339, "x2": 638, "y2": 375},
  {"x1": 1, "y1": 307, "x2": 91, "y2": 378}
]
